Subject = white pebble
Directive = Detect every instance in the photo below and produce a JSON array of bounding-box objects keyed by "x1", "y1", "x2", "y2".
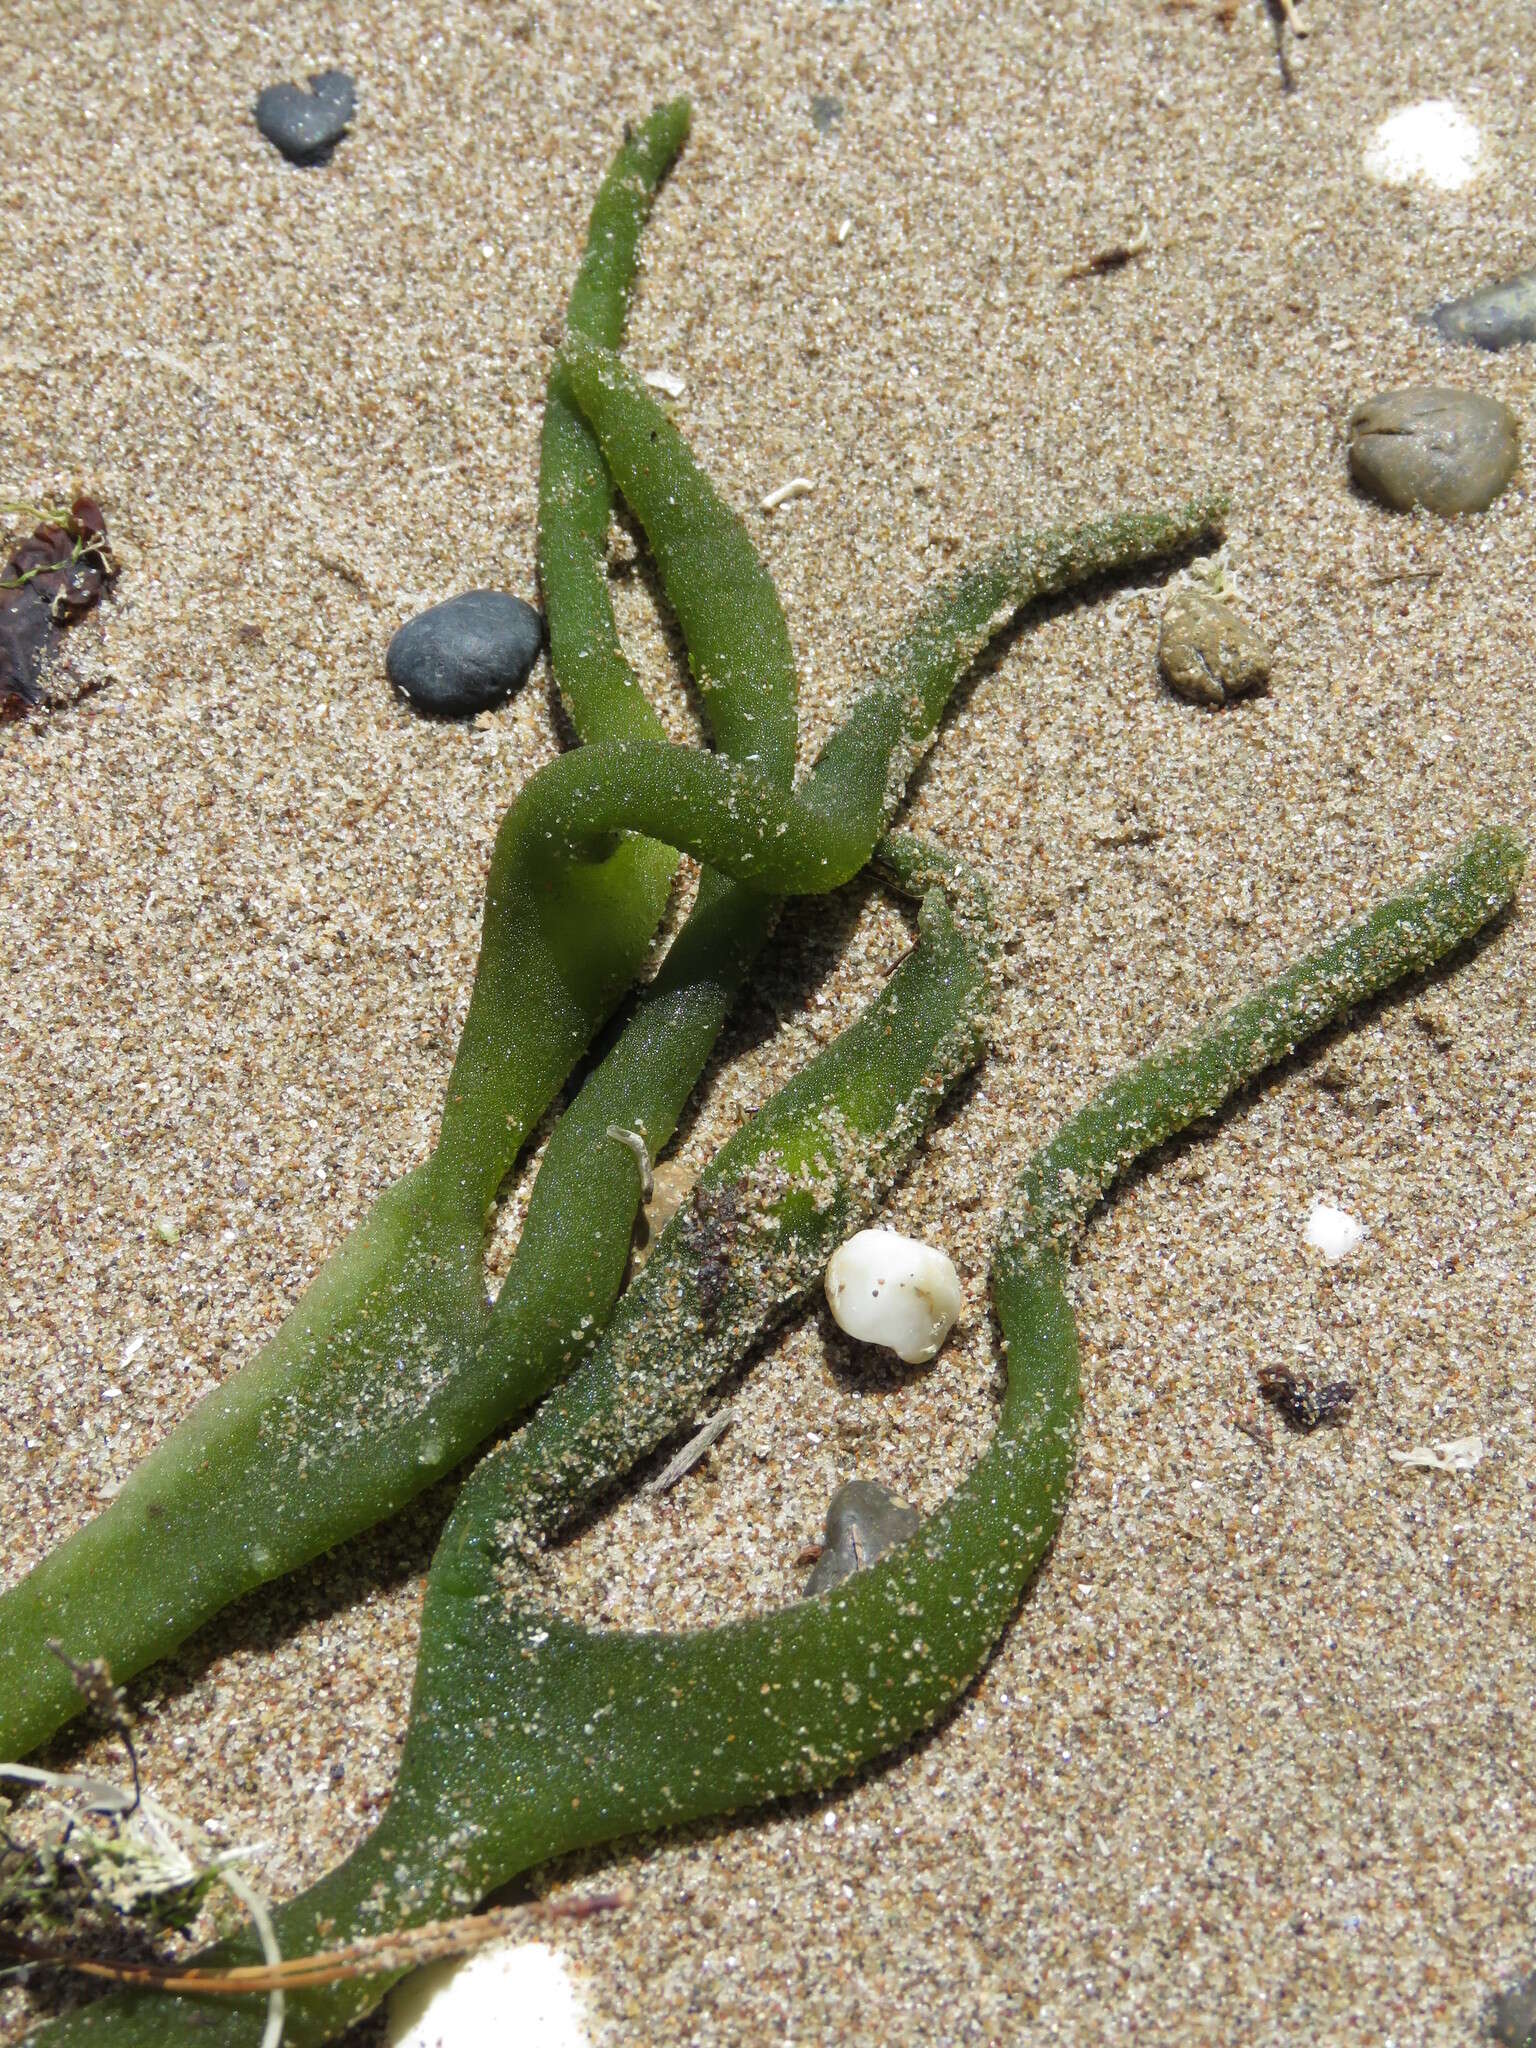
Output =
[
  {"x1": 1303, "y1": 1200, "x2": 1364, "y2": 1262},
  {"x1": 387, "y1": 1943, "x2": 590, "y2": 2048},
  {"x1": 1363, "y1": 100, "x2": 1486, "y2": 191},
  {"x1": 825, "y1": 1228, "x2": 962, "y2": 1364}
]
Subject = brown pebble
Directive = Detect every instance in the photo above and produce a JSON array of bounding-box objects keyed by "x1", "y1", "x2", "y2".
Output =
[
  {"x1": 1158, "y1": 587, "x2": 1271, "y2": 705},
  {"x1": 1347, "y1": 385, "x2": 1519, "y2": 515}
]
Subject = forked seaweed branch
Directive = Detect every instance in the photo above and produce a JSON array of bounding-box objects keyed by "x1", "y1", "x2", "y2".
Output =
[{"x1": 1, "y1": 100, "x2": 1523, "y2": 2046}]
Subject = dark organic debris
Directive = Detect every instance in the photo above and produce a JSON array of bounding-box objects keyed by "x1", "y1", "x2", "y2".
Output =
[
  {"x1": 254, "y1": 69, "x2": 356, "y2": 167},
  {"x1": 1, "y1": 496, "x2": 118, "y2": 720},
  {"x1": 1256, "y1": 1366, "x2": 1355, "y2": 1432},
  {"x1": 1064, "y1": 221, "x2": 1151, "y2": 281}
]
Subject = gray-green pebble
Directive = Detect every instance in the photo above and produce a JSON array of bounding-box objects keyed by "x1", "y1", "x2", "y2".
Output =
[
  {"x1": 804, "y1": 1478, "x2": 921, "y2": 1595},
  {"x1": 1158, "y1": 587, "x2": 1271, "y2": 705},
  {"x1": 1348, "y1": 386, "x2": 1519, "y2": 515},
  {"x1": 1428, "y1": 267, "x2": 1536, "y2": 352},
  {"x1": 1490, "y1": 1967, "x2": 1536, "y2": 2048}
]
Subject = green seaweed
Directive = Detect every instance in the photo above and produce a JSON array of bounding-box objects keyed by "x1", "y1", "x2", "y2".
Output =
[
  {"x1": 3, "y1": 98, "x2": 1526, "y2": 2047},
  {"x1": 24, "y1": 830, "x2": 1522, "y2": 2047},
  {"x1": 0, "y1": 114, "x2": 1221, "y2": 1765}
]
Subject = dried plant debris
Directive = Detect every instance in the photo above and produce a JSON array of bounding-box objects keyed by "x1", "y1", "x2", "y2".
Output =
[
  {"x1": 1256, "y1": 1366, "x2": 1355, "y2": 1431},
  {"x1": 0, "y1": 1761, "x2": 254, "y2": 1942},
  {"x1": 644, "y1": 1408, "x2": 734, "y2": 1495},
  {"x1": 1, "y1": 495, "x2": 118, "y2": 719},
  {"x1": 0, "y1": 1645, "x2": 237, "y2": 1942},
  {"x1": 1063, "y1": 220, "x2": 1150, "y2": 281}
]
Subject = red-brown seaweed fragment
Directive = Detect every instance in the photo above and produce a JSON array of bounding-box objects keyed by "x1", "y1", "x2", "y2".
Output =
[{"x1": 0, "y1": 494, "x2": 118, "y2": 718}]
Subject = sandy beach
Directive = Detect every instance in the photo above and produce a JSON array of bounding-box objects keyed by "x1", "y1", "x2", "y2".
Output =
[{"x1": 3, "y1": 1, "x2": 1534, "y2": 2041}]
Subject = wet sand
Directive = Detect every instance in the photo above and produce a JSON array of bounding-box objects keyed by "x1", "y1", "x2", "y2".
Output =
[{"x1": 2, "y1": 2, "x2": 1533, "y2": 2042}]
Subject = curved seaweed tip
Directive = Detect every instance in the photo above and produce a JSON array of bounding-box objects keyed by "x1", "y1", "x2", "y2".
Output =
[{"x1": 997, "y1": 823, "x2": 1527, "y2": 1266}]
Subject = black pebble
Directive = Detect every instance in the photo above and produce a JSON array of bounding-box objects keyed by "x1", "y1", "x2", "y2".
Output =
[
  {"x1": 1427, "y1": 267, "x2": 1536, "y2": 352},
  {"x1": 255, "y1": 70, "x2": 356, "y2": 167},
  {"x1": 386, "y1": 591, "x2": 544, "y2": 718}
]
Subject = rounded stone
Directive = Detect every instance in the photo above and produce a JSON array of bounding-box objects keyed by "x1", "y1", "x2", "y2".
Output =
[
  {"x1": 255, "y1": 70, "x2": 356, "y2": 167},
  {"x1": 386, "y1": 591, "x2": 543, "y2": 717},
  {"x1": 804, "y1": 1479, "x2": 921, "y2": 1597},
  {"x1": 1158, "y1": 588, "x2": 1271, "y2": 706},
  {"x1": 1489, "y1": 1968, "x2": 1536, "y2": 2048},
  {"x1": 1427, "y1": 267, "x2": 1536, "y2": 352},
  {"x1": 1347, "y1": 386, "x2": 1519, "y2": 515}
]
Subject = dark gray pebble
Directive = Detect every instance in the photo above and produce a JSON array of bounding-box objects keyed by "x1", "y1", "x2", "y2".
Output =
[
  {"x1": 804, "y1": 1479, "x2": 920, "y2": 1596},
  {"x1": 386, "y1": 590, "x2": 543, "y2": 717},
  {"x1": 1428, "y1": 267, "x2": 1536, "y2": 351},
  {"x1": 255, "y1": 70, "x2": 356, "y2": 166},
  {"x1": 1348, "y1": 386, "x2": 1519, "y2": 515},
  {"x1": 1490, "y1": 1967, "x2": 1536, "y2": 2048}
]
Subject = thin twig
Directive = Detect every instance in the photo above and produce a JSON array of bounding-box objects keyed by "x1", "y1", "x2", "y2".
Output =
[
  {"x1": 0, "y1": 1891, "x2": 629, "y2": 1996},
  {"x1": 45, "y1": 1643, "x2": 139, "y2": 1814},
  {"x1": 646, "y1": 1410, "x2": 735, "y2": 1494}
]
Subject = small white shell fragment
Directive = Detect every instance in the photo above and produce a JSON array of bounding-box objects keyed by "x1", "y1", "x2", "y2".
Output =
[
  {"x1": 1363, "y1": 101, "x2": 1486, "y2": 192},
  {"x1": 1387, "y1": 1434, "x2": 1484, "y2": 1474},
  {"x1": 604, "y1": 1123, "x2": 653, "y2": 1201},
  {"x1": 825, "y1": 1228, "x2": 962, "y2": 1365},
  {"x1": 759, "y1": 475, "x2": 816, "y2": 513},
  {"x1": 387, "y1": 1942, "x2": 590, "y2": 2048},
  {"x1": 1303, "y1": 1200, "x2": 1364, "y2": 1262},
  {"x1": 641, "y1": 366, "x2": 686, "y2": 399}
]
